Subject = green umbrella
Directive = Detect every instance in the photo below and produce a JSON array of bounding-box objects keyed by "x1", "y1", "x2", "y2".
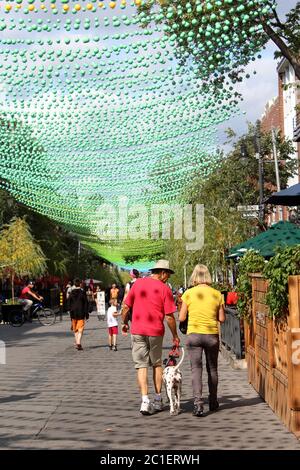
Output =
[{"x1": 229, "y1": 222, "x2": 300, "y2": 259}]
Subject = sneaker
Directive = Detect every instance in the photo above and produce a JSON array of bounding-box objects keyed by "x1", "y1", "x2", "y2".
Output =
[
  {"x1": 152, "y1": 399, "x2": 164, "y2": 412},
  {"x1": 113, "y1": 345, "x2": 118, "y2": 351},
  {"x1": 140, "y1": 401, "x2": 155, "y2": 415},
  {"x1": 192, "y1": 404, "x2": 204, "y2": 417},
  {"x1": 109, "y1": 345, "x2": 113, "y2": 350},
  {"x1": 209, "y1": 401, "x2": 219, "y2": 412},
  {"x1": 76, "y1": 344, "x2": 83, "y2": 351}
]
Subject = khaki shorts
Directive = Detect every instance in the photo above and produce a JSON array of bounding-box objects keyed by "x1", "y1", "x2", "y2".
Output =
[{"x1": 131, "y1": 335, "x2": 163, "y2": 369}]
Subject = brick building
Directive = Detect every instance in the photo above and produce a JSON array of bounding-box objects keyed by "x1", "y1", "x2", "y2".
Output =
[
  {"x1": 261, "y1": 58, "x2": 300, "y2": 225},
  {"x1": 261, "y1": 97, "x2": 283, "y2": 134}
]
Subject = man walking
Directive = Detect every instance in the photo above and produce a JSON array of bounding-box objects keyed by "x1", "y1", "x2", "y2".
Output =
[
  {"x1": 67, "y1": 279, "x2": 89, "y2": 351},
  {"x1": 121, "y1": 260, "x2": 179, "y2": 415}
]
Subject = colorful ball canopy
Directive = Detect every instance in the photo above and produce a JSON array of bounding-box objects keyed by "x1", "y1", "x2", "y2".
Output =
[{"x1": 0, "y1": 1, "x2": 250, "y2": 269}]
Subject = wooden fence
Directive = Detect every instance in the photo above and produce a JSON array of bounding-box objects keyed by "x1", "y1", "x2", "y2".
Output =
[{"x1": 245, "y1": 274, "x2": 300, "y2": 438}]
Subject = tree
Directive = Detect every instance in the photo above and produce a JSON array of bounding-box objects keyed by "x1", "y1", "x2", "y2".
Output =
[
  {"x1": 164, "y1": 123, "x2": 297, "y2": 285},
  {"x1": 0, "y1": 217, "x2": 47, "y2": 300},
  {"x1": 187, "y1": 123, "x2": 297, "y2": 212},
  {"x1": 138, "y1": 1, "x2": 300, "y2": 100}
]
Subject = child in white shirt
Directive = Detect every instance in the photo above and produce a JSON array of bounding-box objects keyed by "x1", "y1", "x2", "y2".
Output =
[{"x1": 107, "y1": 299, "x2": 120, "y2": 351}]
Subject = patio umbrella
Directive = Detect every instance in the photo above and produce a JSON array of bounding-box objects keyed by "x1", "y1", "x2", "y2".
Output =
[
  {"x1": 265, "y1": 183, "x2": 300, "y2": 206},
  {"x1": 84, "y1": 279, "x2": 102, "y2": 285},
  {"x1": 228, "y1": 221, "x2": 300, "y2": 259}
]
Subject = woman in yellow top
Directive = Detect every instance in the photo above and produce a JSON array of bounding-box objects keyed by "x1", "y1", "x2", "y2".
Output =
[{"x1": 179, "y1": 264, "x2": 225, "y2": 417}]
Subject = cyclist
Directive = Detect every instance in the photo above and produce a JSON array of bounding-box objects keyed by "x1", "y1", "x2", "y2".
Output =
[{"x1": 19, "y1": 280, "x2": 43, "y2": 322}]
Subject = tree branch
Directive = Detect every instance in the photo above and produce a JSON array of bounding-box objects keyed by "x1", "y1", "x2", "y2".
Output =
[
  {"x1": 271, "y1": 7, "x2": 287, "y2": 30},
  {"x1": 262, "y1": 21, "x2": 300, "y2": 80}
]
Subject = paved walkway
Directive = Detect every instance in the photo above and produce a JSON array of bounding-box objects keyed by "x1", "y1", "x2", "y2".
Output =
[{"x1": 0, "y1": 315, "x2": 299, "y2": 450}]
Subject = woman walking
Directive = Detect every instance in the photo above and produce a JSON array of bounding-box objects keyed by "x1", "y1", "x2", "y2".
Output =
[{"x1": 179, "y1": 264, "x2": 225, "y2": 417}]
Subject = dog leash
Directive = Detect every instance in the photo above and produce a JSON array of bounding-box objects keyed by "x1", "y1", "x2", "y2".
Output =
[{"x1": 164, "y1": 343, "x2": 181, "y2": 367}]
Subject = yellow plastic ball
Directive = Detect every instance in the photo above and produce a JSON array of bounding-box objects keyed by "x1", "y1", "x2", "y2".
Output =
[
  {"x1": 109, "y1": 1, "x2": 116, "y2": 9},
  {"x1": 86, "y1": 3, "x2": 93, "y2": 10},
  {"x1": 28, "y1": 5, "x2": 35, "y2": 11},
  {"x1": 40, "y1": 4, "x2": 46, "y2": 9},
  {"x1": 98, "y1": 2, "x2": 104, "y2": 8},
  {"x1": 74, "y1": 4, "x2": 81, "y2": 11},
  {"x1": 16, "y1": 4, "x2": 22, "y2": 9},
  {"x1": 63, "y1": 4, "x2": 69, "y2": 11},
  {"x1": 135, "y1": 0, "x2": 142, "y2": 6},
  {"x1": 5, "y1": 4, "x2": 12, "y2": 11},
  {"x1": 50, "y1": 3, "x2": 56, "y2": 8}
]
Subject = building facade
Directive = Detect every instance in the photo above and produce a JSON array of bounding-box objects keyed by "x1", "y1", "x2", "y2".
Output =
[
  {"x1": 277, "y1": 58, "x2": 300, "y2": 185},
  {"x1": 261, "y1": 59, "x2": 300, "y2": 225}
]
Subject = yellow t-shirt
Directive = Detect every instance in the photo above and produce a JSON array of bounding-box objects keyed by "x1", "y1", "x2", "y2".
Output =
[{"x1": 181, "y1": 285, "x2": 224, "y2": 335}]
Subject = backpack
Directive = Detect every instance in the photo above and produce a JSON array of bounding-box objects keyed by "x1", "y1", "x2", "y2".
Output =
[
  {"x1": 127, "y1": 280, "x2": 135, "y2": 322},
  {"x1": 226, "y1": 292, "x2": 238, "y2": 306}
]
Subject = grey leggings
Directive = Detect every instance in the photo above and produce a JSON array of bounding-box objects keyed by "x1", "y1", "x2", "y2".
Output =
[{"x1": 186, "y1": 333, "x2": 219, "y2": 406}]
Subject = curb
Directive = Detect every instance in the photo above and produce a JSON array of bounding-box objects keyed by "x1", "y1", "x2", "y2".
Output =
[{"x1": 220, "y1": 344, "x2": 247, "y2": 370}]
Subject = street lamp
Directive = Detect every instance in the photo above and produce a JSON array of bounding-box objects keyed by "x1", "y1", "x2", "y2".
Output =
[
  {"x1": 254, "y1": 122, "x2": 265, "y2": 226},
  {"x1": 183, "y1": 260, "x2": 188, "y2": 289},
  {"x1": 271, "y1": 127, "x2": 281, "y2": 192}
]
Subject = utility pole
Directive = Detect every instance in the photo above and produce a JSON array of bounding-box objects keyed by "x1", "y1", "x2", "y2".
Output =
[
  {"x1": 77, "y1": 240, "x2": 81, "y2": 277},
  {"x1": 254, "y1": 122, "x2": 264, "y2": 226},
  {"x1": 271, "y1": 127, "x2": 281, "y2": 192}
]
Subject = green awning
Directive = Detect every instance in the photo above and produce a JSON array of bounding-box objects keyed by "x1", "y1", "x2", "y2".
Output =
[{"x1": 229, "y1": 221, "x2": 300, "y2": 259}]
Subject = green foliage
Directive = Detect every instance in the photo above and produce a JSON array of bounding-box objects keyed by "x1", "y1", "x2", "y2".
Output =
[
  {"x1": 0, "y1": 189, "x2": 118, "y2": 283},
  {"x1": 139, "y1": 1, "x2": 300, "y2": 98},
  {"x1": 188, "y1": 124, "x2": 296, "y2": 208},
  {"x1": 236, "y1": 245, "x2": 300, "y2": 320},
  {"x1": 5, "y1": 298, "x2": 20, "y2": 306},
  {"x1": 0, "y1": 217, "x2": 47, "y2": 299},
  {"x1": 164, "y1": 122, "x2": 296, "y2": 286},
  {"x1": 0, "y1": 217, "x2": 46, "y2": 279},
  {"x1": 236, "y1": 250, "x2": 265, "y2": 319},
  {"x1": 264, "y1": 245, "x2": 300, "y2": 318},
  {"x1": 272, "y1": 3, "x2": 300, "y2": 60}
]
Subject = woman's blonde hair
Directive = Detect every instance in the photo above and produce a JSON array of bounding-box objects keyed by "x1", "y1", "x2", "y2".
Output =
[{"x1": 189, "y1": 264, "x2": 212, "y2": 286}]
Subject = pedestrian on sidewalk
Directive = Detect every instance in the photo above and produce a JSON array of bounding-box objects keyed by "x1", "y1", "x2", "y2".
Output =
[
  {"x1": 86, "y1": 286, "x2": 95, "y2": 314},
  {"x1": 121, "y1": 260, "x2": 180, "y2": 415},
  {"x1": 110, "y1": 283, "x2": 119, "y2": 303},
  {"x1": 67, "y1": 278, "x2": 89, "y2": 351},
  {"x1": 179, "y1": 264, "x2": 225, "y2": 417},
  {"x1": 65, "y1": 281, "x2": 74, "y2": 300},
  {"x1": 122, "y1": 268, "x2": 140, "y2": 324},
  {"x1": 107, "y1": 299, "x2": 120, "y2": 351}
]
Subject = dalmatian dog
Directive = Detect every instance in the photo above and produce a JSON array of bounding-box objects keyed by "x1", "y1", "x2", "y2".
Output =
[{"x1": 163, "y1": 347, "x2": 185, "y2": 416}]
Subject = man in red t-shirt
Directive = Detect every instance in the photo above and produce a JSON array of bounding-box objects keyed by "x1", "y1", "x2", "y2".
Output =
[
  {"x1": 121, "y1": 260, "x2": 180, "y2": 415},
  {"x1": 19, "y1": 280, "x2": 43, "y2": 322}
]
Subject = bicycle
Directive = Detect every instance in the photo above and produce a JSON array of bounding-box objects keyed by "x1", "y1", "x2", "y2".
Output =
[{"x1": 9, "y1": 301, "x2": 56, "y2": 327}]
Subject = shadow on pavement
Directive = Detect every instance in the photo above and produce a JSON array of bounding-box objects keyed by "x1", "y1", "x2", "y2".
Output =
[
  {"x1": 0, "y1": 392, "x2": 40, "y2": 404},
  {"x1": 179, "y1": 395, "x2": 263, "y2": 414}
]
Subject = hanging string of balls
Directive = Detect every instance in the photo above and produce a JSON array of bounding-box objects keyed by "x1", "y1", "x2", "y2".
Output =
[{"x1": 0, "y1": 1, "x2": 264, "y2": 268}]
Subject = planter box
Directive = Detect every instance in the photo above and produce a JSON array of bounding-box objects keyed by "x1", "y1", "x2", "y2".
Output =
[
  {"x1": 0, "y1": 303, "x2": 22, "y2": 323},
  {"x1": 245, "y1": 274, "x2": 300, "y2": 438}
]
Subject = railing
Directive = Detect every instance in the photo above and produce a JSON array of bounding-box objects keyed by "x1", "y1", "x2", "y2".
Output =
[
  {"x1": 293, "y1": 109, "x2": 300, "y2": 142},
  {"x1": 220, "y1": 307, "x2": 245, "y2": 359}
]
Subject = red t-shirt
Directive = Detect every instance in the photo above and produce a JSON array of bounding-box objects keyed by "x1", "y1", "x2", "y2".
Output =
[
  {"x1": 20, "y1": 286, "x2": 31, "y2": 300},
  {"x1": 125, "y1": 277, "x2": 176, "y2": 336}
]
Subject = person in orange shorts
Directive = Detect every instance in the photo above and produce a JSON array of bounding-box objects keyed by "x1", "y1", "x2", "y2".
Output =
[{"x1": 67, "y1": 278, "x2": 89, "y2": 351}]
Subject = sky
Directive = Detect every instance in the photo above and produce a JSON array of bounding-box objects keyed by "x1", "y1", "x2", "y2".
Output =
[{"x1": 218, "y1": 0, "x2": 298, "y2": 150}]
